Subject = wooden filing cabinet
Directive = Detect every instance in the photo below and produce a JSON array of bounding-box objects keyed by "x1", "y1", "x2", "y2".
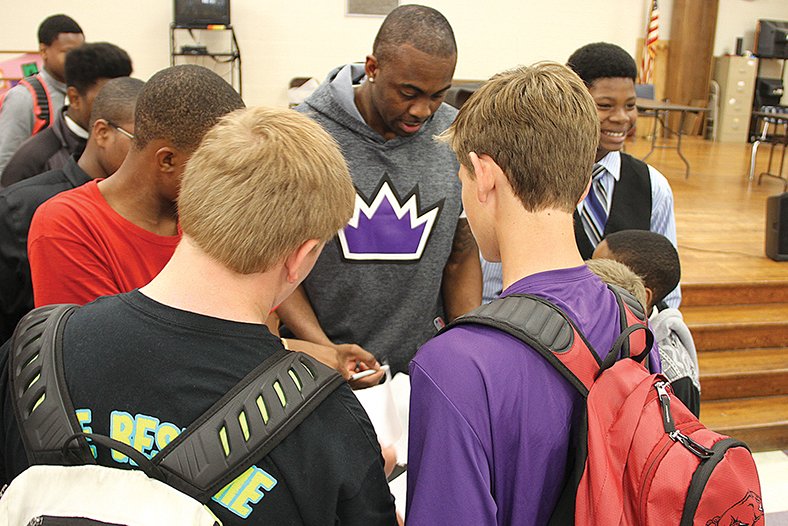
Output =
[{"x1": 713, "y1": 56, "x2": 758, "y2": 142}]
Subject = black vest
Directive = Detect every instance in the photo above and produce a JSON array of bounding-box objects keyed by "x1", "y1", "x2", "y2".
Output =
[{"x1": 574, "y1": 153, "x2": 652, "y2": 259}]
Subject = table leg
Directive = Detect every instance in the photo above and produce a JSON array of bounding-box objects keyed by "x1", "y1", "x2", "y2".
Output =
[
  {"x1": 676, "y1": 110, "x2": 691, "y2": 178},
  {"x1": 642, "y1": 109, "x2": 659, "y2": 162}
]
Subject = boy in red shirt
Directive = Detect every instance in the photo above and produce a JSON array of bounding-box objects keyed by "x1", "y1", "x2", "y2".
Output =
[{"x1": 28, "y1": 65, "x2": 244, "y2": 306}]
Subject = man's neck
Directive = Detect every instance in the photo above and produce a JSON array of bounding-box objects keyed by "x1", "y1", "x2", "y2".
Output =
[
  {"x1": 63, "y1": 111, "x2": 89, "y2": 139},
  {"x1": 76, "y1": 142, "x2": 109, "y2": 180},
  {"x1": 595, "y1": 148, "x2": 611, "y2": 163},
  {"x1": 97, "y1": 153, "x2": 179, "y2": 236},
  {"x1": 499, "y1": 209, "x2": 585, "y2": 291},
  {"x1": 353, "y1": 82, "x2": 391, "y2": 140},
  {"x1": 40, "y1": 66, "x2": 65, "y2": 88},
  {"x1": 141, "y1": 237, "x2": 277, "y2": 325}
]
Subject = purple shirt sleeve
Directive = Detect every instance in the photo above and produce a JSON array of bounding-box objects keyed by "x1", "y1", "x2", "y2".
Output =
[
  {"x1": 406, "y1": 360, "x2": 497, "y2": 525},
  {"x1": 648, "y1": 340, "x2": 662, "y2": 373}
]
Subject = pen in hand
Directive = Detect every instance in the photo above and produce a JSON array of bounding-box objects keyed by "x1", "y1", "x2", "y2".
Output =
[{"x1": 350, "y1": 364, "x2": 390, "y2": 381}]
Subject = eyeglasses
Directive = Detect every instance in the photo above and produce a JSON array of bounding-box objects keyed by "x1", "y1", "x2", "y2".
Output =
[{"x1": 106, "y1": 120, "x2": 134, "y2": 140}]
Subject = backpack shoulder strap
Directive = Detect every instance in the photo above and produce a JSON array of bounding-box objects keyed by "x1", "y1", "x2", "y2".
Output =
[
  {"x1": 0, "y1": 76, "x2": 52, "y2": 134},
  {"x1": 607, "y1": 284, "x2": 651, "y2": 366},
  {"x1": 154, "y1": 348, "x2": 345, "y2": 502},
  {"x1": 8, "y1": 303, "x2": 91, "y2": 466},
  {"x1": 444, "y1": 285, "x2": 652, "y2": 395},
  {"x1": 445, "y1": 294, "x2": 599, "y2": 395},
  {"x1": 24, "y1": 74, "x2": 52, "y2": 134},
  {"x1": 9, "y1": 304, "x2": 345, "y2": 504}
]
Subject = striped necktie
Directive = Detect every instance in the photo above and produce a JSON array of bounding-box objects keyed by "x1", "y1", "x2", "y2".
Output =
[{"x1": 580, "y1": 163, "x2": 609, "y2": 248}]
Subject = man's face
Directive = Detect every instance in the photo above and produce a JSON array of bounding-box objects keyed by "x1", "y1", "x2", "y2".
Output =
[
  {"x1": 41, "y1": 32, "x2": 85, "y2": 82},
  {"x1": 365, "y1": 44, "x2": 456, "y2": 140},
  {"x1": 588, "y1": 77, "x2": 637, "y2": 159},
  {"x1": 69, "y1": 78, "x2": 110, "y2": 130}
]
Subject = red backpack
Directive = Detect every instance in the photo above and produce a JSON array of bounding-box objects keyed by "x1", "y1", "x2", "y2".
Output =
[
  {"x1": 448, "y1": 286, "x2": 763, "y2": 525},
  {"x1": 0, "y1": 74, "x2": 53, "y2": 135}
]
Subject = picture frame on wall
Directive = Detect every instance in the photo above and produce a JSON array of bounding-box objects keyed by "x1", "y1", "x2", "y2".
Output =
[{"x1": 346, "y1": 0, "x2": 398, "y2": 17}]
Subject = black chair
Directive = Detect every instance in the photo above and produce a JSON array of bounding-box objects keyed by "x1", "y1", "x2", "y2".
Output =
[{"x1": 749, "y1": 105, "x2": 788, "y2": 191}]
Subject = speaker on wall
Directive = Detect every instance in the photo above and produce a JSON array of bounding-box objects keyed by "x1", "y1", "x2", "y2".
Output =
[{"x1": 765, "y1": 192, "x2": 788, "y2": 261}]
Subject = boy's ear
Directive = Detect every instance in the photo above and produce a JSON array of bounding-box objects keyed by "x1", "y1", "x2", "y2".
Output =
[
  {"x1": 155, "y1": 146, "x2": 177, "y2": 173},
  {"x1": 468, "y1": 152, "x2": 498, "y2": 200},
  {"x1": 66, "y1": 86, "x2": 82, "y2": 110},
  {"x1": 91, "y1": 119, "x2": 112, "y2": 148},
  {"x1": 284, "y1": 239, "x2": 322, "y2": 284},
  {"x1": 644, "y1": 287, "x2": 654, "y2": 312}
]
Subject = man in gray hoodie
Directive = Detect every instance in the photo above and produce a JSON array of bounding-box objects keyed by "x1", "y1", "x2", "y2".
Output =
[{"x1": 279, "y1": 4, "x2": 482, "y2": 375}]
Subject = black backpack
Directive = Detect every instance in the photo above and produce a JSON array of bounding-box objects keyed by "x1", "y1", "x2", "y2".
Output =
[{"x1": 0, "y1": 304, "x2": 344, "y2": 525}]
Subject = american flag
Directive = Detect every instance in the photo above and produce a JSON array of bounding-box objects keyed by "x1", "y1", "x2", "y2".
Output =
[{"x1": 639, "y1": 0, "x2": 659, "y2": 84}]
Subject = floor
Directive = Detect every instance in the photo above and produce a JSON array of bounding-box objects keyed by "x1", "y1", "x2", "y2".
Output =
[
  {"x1": 629, "y1": 134, "x2": 788, "y2": 522},
  {"x1": 625, "y1": 135, "x2": 787, "y2": 285},
  {"x1": 754, "y1": 450, "x2": 788, "y2": 523}
]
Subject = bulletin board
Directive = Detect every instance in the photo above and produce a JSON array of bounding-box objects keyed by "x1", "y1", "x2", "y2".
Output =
[{"x1": 347, "y1": 0, "x2": 398, "y2": 17}]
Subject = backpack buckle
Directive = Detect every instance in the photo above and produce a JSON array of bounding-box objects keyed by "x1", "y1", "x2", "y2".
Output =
[
  {"x1": 657, "y1": 381, "x2": 715, "y2": 460},
  {"x1": 668, "y1": 430, "x2": 715, "y2": 460},
  {"x1": 656, "y1": 382, "x2": 675, "y2": 434}
]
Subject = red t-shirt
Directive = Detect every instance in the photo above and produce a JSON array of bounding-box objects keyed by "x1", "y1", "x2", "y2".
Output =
[{"x1": 28, "y1": 180, "x2": 181, "y2": 307}]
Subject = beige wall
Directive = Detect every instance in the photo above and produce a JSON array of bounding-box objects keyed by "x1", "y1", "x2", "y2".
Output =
[
  {"x1": 715, "y1": 0, "x2": 788, "y2": 56},
  {"x1": 0, "y1": 0, "x2": 653, "y2": 106},
  {"x1": 0, "y1": 1, "x2": 782, "y2": 108}
]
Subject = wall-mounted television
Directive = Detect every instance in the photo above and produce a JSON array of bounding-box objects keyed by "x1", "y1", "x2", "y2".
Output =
[
  {"x1": 174, "y1": 0, "x2": 231, "y2": 28},
  {"x1": 755, "y1": 19, "x2": 788, "y2": 59}
]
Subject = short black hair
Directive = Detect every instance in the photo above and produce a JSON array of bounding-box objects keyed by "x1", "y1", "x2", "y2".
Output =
[
  {"x1": 38, "y1": 14, "x2": 83, "y2": 46},
  {"x1": 134, "y1": 65, "x2": 245, "y2": 151},
  {"x1": 89, "y1": 77, "x2": 145, "y2": 129},
  {"x1": 604, "y1": 230, "x2": 680, "y2": 305},
  {"x1": 567, "y1": 42, "x2": 637, "y2": 87},
  {"x1": 373, "y1": 4, "x2": 456, "y2": 64},
  {"x1": 65, "y1": 42, "x2": 133, "y2": 95}
]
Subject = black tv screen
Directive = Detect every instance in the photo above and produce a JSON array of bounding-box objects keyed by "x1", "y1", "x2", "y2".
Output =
[
  {"x1": 755, "y1": 19, "x2": 788, "y2": 59},
  {"x1": 174, "y1": 0, "x2": 231, "y2": 28}
]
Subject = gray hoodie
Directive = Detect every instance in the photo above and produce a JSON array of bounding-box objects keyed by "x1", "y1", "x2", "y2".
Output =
[{"x1": 295, "y1": 64, "x2": 461, "y2": 373}]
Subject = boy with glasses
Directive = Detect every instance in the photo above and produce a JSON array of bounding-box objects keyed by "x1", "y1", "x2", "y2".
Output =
[{"x1": 0, "y1": 77, "x2": 143, "y2": 342}]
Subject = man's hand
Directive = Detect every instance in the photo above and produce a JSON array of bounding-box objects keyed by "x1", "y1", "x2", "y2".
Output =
[
  {"x1": 335, "y1": 343, "x2": 386, "y2": 389},
  {"x1": 283, "y1": 339, "x2": 385, "y2": 389}
]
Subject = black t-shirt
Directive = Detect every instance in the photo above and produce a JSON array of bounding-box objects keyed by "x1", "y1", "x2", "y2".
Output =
[{"x1": 0, "y1": 291, "x2": 396, "y2": 525}]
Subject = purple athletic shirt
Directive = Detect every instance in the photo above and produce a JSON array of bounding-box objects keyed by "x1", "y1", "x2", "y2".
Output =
[{"x1": 406, "y1": 265, "x2": 661, "y2": 525}]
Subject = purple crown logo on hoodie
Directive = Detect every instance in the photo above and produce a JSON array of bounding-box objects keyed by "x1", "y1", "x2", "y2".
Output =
[{"x1": 338, "y1": 179, "x2": 441, "y2": 261}]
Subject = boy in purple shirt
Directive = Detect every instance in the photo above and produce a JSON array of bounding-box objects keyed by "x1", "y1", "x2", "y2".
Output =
[{"x1": 406, "y1": 63, "x2": 661, "y2": 524}]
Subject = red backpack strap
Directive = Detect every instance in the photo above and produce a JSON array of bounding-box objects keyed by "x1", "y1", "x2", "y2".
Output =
[
  {"x1": 443, "y1": 287, "x2": 655, "y2": 394},
  {"x1": 603, "y1": 285, "x2": 652, "y2": 368},
  {"x1": 28, "y1": 74, "x2": 52, "y2": 134},
  {"x1": 9, "y1": 74, "x2": 52, "y2": 135},
  {"x1": 444, "y1": 293, "x2": 602, "y2": 394}
]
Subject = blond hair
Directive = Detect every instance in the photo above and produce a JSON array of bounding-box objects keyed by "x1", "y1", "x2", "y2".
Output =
[
  {"x1": 439, "y1": 62, "x2": 599, "y2": 212},
  {"x1": 178, "y1": 106, "x2": 354, "y2": 274},
  {"x1": 586, "y1": 258, "x2": 648, "y2": 310}
]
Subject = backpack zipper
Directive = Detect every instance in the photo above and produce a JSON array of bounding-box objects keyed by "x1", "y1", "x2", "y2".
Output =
[{"x1": 638, "y1": 387, "x2": 704, "y2": 524}]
